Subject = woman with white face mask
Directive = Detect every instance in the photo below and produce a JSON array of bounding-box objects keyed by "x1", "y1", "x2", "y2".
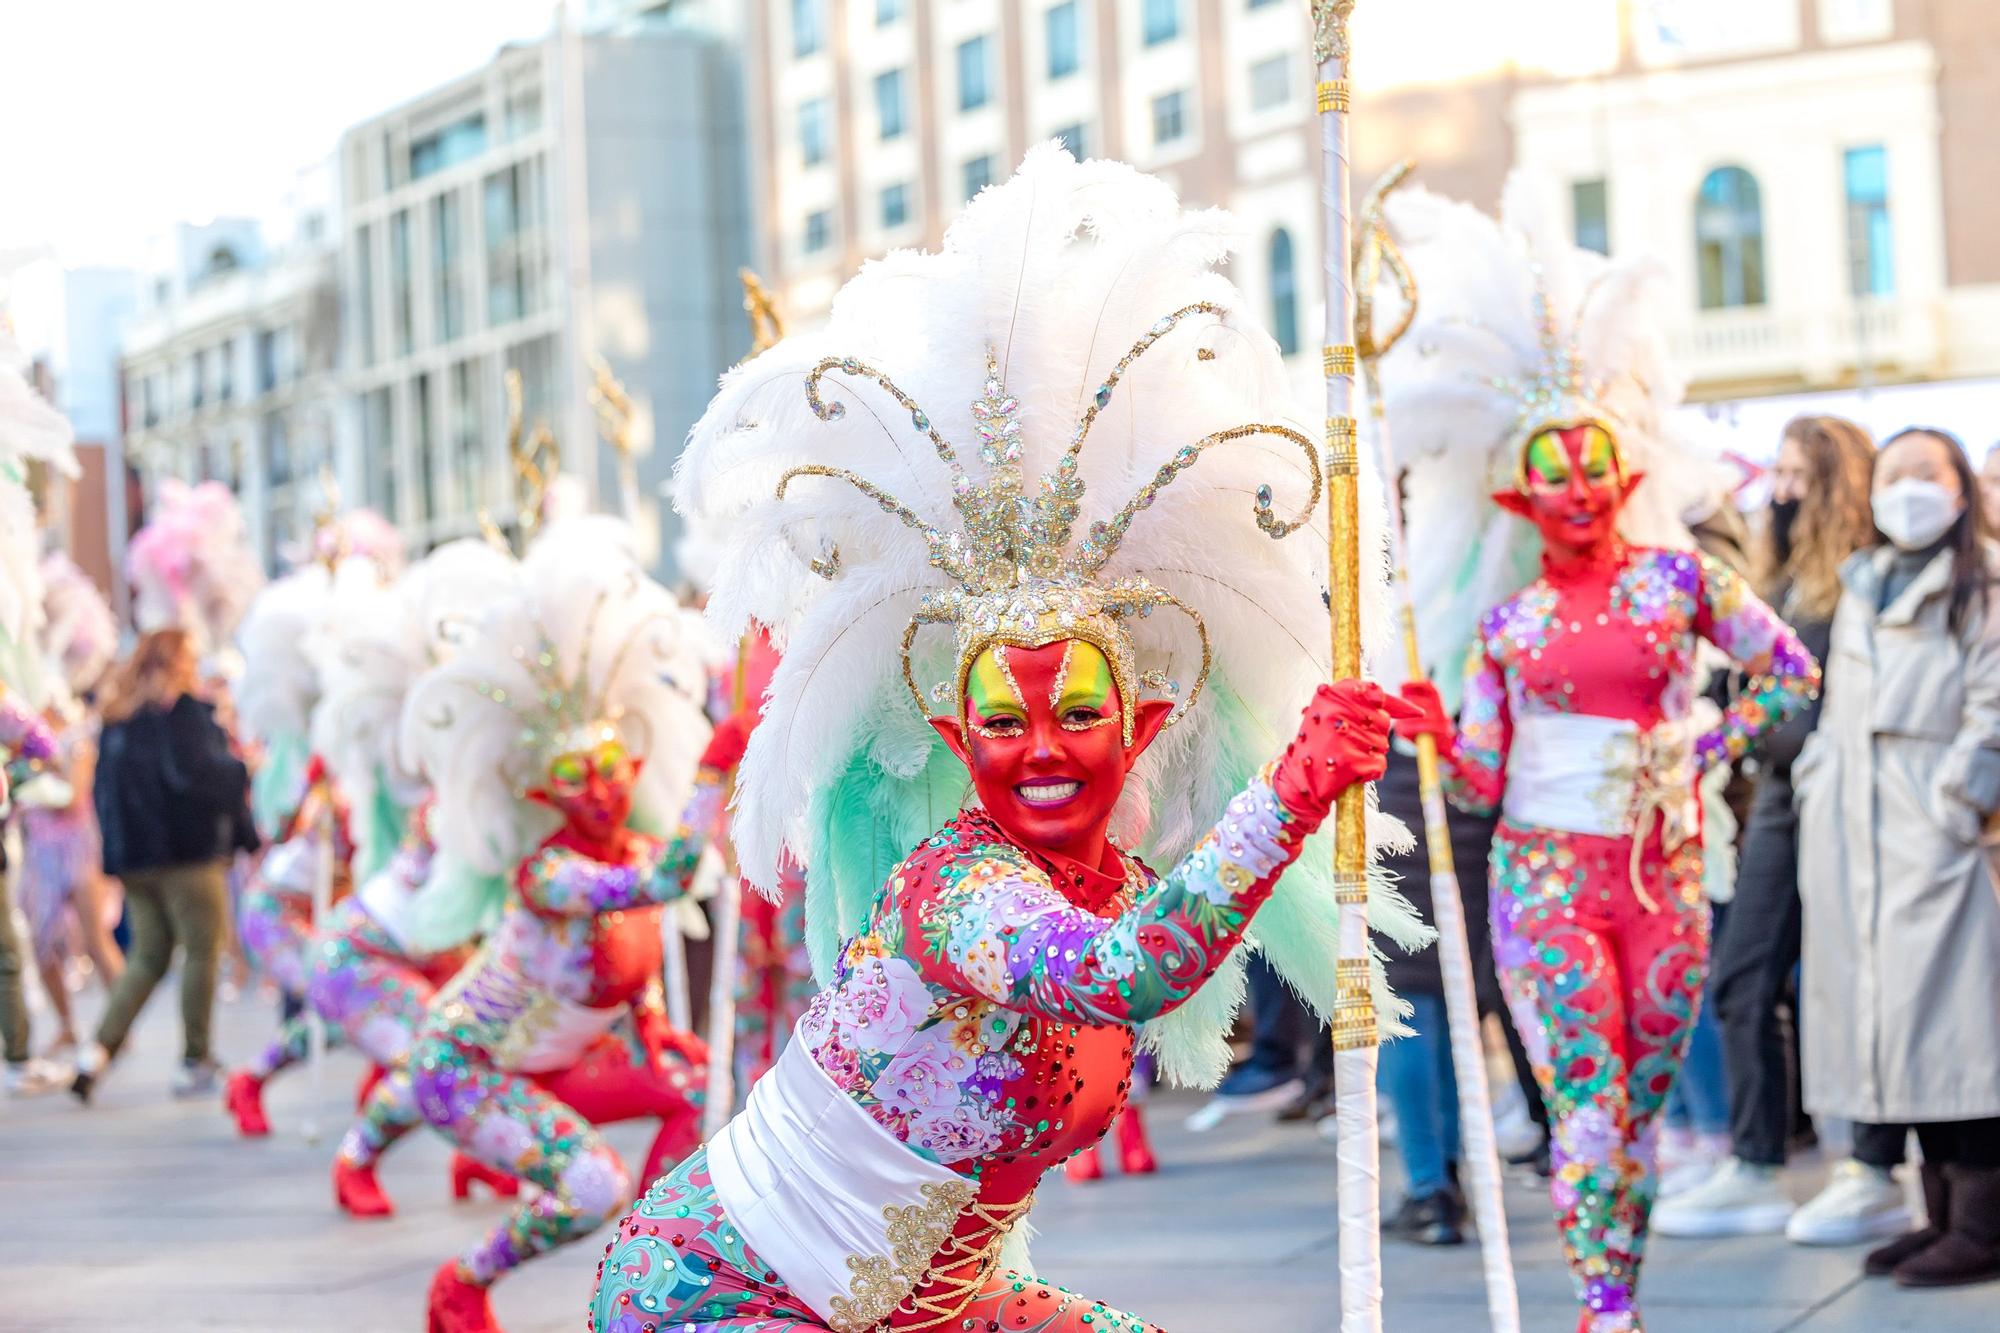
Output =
[{"x1": 1794, "y1": 426, "x2": 2000, "y2": 1290}]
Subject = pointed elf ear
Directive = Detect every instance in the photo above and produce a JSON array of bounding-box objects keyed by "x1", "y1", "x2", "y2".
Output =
[
  {"x1": 928, "y1": 715, "x2": 975, "y2": 770},
  {"x1": 1620, "y1": 470, "x2": 1647, "y2": 500},
  {"x1": 1125, "y1": 698, "x2": 1176, "y2": 766},
  {"x1": 1491, "y1": 490, "x2": 1534, "y2": 519}
]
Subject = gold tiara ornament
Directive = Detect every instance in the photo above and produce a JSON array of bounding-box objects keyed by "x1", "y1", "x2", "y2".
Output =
[{"x1": 776, "y1": 303, "x2": 1322, "y2": 744}]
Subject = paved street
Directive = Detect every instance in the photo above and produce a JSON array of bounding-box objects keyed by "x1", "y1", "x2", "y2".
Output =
[{"x1": 2, "y1": 987, "x2": 1992, "y2": 1333}]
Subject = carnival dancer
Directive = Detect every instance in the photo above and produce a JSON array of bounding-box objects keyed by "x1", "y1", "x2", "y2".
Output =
[
  {"x1": 590, "y1": 145, "x2": 1426, "y2": 1333},
  {"x1": 403, "y1": 521, "x2": 745, "y2": 1333},
  {"x1": 302, "y1": 539, "x2": 524, "y2": 1217},
  {"x1": 223, "y1": 564, "x2": 349, "y2": 1136},
  {"x1": 17, "y1": 555, "x2": 123, "y2": 1058},
  {"x1": 1380, "y1": 176, "x2": 1819, "y2": 1332},
  {"x1": 2, "y1": 684, "x2": 66, "y2": 1096}
]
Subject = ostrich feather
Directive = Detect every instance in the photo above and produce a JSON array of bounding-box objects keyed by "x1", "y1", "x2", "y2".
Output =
[
  {"x1": 38, "y1": 553, "x2": 116, "y2": 703},
  {"x1": 1378, "y1": 171, "x2": 1727, "y2": 706},
  {"x1": 399, "y1": 519, "x2": 711, "y2": 948},
  {"x1": 127, "y1": 480, "x2": 266, "y2": 661},
  {"x1": 679, "y1": 146, "x2": 1425, "y2": 1083}
]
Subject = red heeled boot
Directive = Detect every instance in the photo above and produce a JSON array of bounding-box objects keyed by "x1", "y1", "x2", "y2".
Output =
[
  {"x1": 1116, "y1": 1105, "x2": 1158, "y2": 1175},
  {"x1": 224, "y1": 1070, "x2": 270, "y2": 1137},
  {"x1": 334, "y1": 1157, "x2": 395, "y2": 1218},
  {"x1": 426, "y1": 1261, "x2": 502, "y2": 1333},
  {"x1": 450, "y1": 1152, "x2": 521, "y2": 1201},
  {"x1": 1064, "y1": 1144, "x2": 1106, "y2": 1183}
]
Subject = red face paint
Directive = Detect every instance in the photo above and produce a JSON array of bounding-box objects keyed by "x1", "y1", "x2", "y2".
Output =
[
  {"x1": 930, "y1": 640, "x2": 1169, "y2": 865},
  {"x1": 1515, "y1": 424, "x2": 1630, "y2": 556},
  {"x1": 536, "y1": 737, "x2": 638, "y2": 854}
]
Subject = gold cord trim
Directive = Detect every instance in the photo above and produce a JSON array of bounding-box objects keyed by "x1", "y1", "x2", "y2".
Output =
[{"x1": 1316, "y1": 79, "x2": 1351, "y2": 114}]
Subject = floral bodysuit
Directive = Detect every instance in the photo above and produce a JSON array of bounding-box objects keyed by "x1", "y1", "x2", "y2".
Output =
[
  {"x1": 1445, "y1": 544, "x2": 1816, "y2": 1332},
  {"x1": 593, "y1": 770, "x2": 1306, "y2": 1332}
]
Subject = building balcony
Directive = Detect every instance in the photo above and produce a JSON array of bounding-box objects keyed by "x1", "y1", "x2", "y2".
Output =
[{"x1": 1672, "y1": 295, "x2": 1945, "y2": 399}]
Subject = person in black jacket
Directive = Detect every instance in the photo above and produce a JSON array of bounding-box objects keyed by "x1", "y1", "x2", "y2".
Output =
[
  {"x1": 1657, "y1": 415, "x2": 1901, "y2": 1243},
  {"x1": 73, "y1": 628, "x2": 254, "y2": 1101}
]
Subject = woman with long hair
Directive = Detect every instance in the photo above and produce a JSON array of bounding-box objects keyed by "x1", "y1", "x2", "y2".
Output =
[
  {"x1": 1791, "y1": 426, "x2": 2000, "y2": 1287},
  {"x1": 1657, "y1": 415, "x2": 1902, "y2": 1242},
  {"x1": 72, "y1": 628, "x2": 253, "y2": 1100}
]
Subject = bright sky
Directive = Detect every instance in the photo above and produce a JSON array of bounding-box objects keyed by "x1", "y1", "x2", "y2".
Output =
[{"x1": 0, "y1": 0, "x2": 558, "y2": 267}]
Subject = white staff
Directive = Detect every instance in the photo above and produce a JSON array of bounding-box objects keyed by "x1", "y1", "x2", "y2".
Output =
[
  {"x1": 1357, "y1": 162, "x2": 1520, "y2": 1332},
  {"x1": 1311, "y1": 3, "x2": 1382, "y2": 1328}
]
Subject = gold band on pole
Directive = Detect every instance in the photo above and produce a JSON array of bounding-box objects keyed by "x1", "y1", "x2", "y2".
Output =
[
  {"x1": 1317, "y1": 79, "x2": 1351, "y2": 113},
  {"x1": 1324, "y1": 344, "x2": 1358, "y2": 376}
]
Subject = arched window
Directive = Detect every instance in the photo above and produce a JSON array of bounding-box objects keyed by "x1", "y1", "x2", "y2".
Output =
[
  {"x1": 1695, "y1": 166, "x2": 1766, "y2": 309},
  {"x1": 1269, "y1": 228, "x2": 1299, "y2": 356}
]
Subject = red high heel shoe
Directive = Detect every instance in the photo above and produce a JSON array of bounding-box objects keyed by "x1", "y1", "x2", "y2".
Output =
[
  {"x1": 426, "y1": 1261, "x2": 503, "y2": 1333},
  {"x1": 223, "y1": 1070, "x2": 270, "y2": 1137},
  {"x1": 1116, "y1": 1105, "x2": 1158, "y2": 1176},
  {"x1": 1064, "y1": 1144, "x2": 1106, "y2": 1183},
  {"x1": 450, "y1": 1152, "x2": 521, "y2": 1201},
  {"x1": 333, "y1": 1158, "x2": 395, "y2": 1218}
]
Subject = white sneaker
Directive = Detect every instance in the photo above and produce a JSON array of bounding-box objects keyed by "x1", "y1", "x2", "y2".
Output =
[
  {"x1": 1653, "y1": 1157, "x2": 1795, "y2": 1237},
  {"x1": 4, "y1": 1058, "x2": 69, "y2": 1098},
  {"x1": 1659, "y1": 1132, "x2": 1732, "y2": 1199},
  {"x1": 1785, "y1": 1159, "x2": 1911, "y2": 1246}
]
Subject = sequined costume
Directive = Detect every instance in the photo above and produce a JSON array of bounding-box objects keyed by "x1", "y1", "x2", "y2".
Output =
[
  {"x1": 588, "y1": 148, "x2": 1421, "y2": 1333},
  {"x1": 17, "y1": 721, "x2": 104, "y2": 965},
  {"x1": 410, "y1": 775, "x2": 723, "y2": 1286},
  {"x1": 1440, "y1": 543, "x2": 1814, "y2": 1324},
  {"x1": 596, "y1": 783, "x2": 1318, "y2": 1332},
  {"x1": 732, "y1": 858, "x2": 811, "y2": 1089},
  {"x1": 1379, "y1": 173, "x2": 1818, "y2": 1331}
]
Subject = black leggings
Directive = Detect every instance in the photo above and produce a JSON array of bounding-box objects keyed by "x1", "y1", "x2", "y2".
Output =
[{"x1": 1916, "y1": 1118, "x2": 2000, "y2": 1170}]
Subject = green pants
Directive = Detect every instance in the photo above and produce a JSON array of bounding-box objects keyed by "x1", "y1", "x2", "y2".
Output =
[
  {"x1": 0, "y1": 865, "x2": 29, "y2": 1064},
  {"x1": 95, "y1": 861, "x2": 228, "y2": 1064}
]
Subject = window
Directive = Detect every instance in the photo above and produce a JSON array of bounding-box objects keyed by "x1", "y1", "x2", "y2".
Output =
[
  {"x1": 881, "y1": 182, "x2": 910, "y2": 230},
  {"x1": 1695, "y1": 166, "x2": 1767, "y2": 309},
  {"x1": 1143, "y1": 0, "x2": 1181, "y2": 46},
  {"x1": 804, "y1": 209, "x2": 833, "y2": 255},
  {"x1": 256, "y1": 330, "x2": 277, "y2": 395},
  {"x1": 484, "y1": 164, "x2": 541, "y2": 324},
  {"x1": 1152, "y1": 90, "x2": 1188, "y2": 147},
  {"x1": 1053, "y1": 122, "x2": 1087, "y2": 158},
  {"x1": 1572, "y1": 179, "x2": 1610, "y2": 255},
  {"x1": 364, "y1": 388, "x2": 396, "y2": 518},
  {"x1": 355, "y1": 223, "x2": 377, "y2": 367},
  {"x1": 958, "y1": 35, "x2": 992, "y2": 111},
  {"x1": 504, "y1": 89, "x2": 542, "y2": 142},
  {"x1": 875, "y1": 68, "x2": 907, "y2": 140},
  {"x1": 450, "y1": 359, "x2": 484, "y2": 515},
  {"x1": 262, "y1": 414, "x2": 291, "y2": 490},
  {"x1": 876, "y1": 0, "x2": 905, "y2": 23},
  {"x1": 409, "y1": 115, "x2": 487, "y2": 181},
  {"x1": 963, "y1": 154, "x2": 995, "y2": 200},
  {"x1": 414, "y1": 373, "x2": 436, "y2": 522},
  {"x1": 798, "y1": 97, "x2": 830, "y2": 167},
  {"x1": 190, "y1": 351, "x2": 205, "y2": 411},
  {"x1": 217, "y1": 338, "x2": 234, "y2": 402},
  {"x1": 1046, "y1": 2, "x2": 1080, "y2": 80},
  {"x1": 389, "y1": 209, "x2": 414, "y2": 354},
  {"x1": 1269, "y1": 228, "x2": 1299, "y2": 357},
  {"x1": 1249, "y1": 54, "x2": 1290, "y2": 111},
  {"x1": 1704, "y1": 166, "x2": 1768, "y2": 308},
  {"x1": 433, "y1": 191, "x2": 465, "y2": 342},
  {"x1": 792, "y1": 0, "x2": 824, "y2": 58},
  {"x1": 1844, "y1": 145, "x2": 1894, "y2": 297}
]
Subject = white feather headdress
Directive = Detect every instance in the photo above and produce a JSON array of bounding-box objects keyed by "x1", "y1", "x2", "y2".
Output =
[
  {"x1": 0, "y1": 327, "x2": 76, "y2": 701},
  {"x1": 126, "y1": 479, "x2": 266, "y2": 667},
  {"x1": 402, "y1": 519, "x2": 711, "y2": 881},
  {"x1": 679, "y1": 145, "x2": 1423, "y2": 1084},
  {"x1": 1379, "y1": 171, "x2": 1722, "y2": 703},
  {"x1": 309, "y1": 539, "x2": 519, "y2": 879}
]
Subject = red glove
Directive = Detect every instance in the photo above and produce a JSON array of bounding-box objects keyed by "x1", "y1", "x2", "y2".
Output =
[
  {"x1": 699, "y1": 709, "x2": 756, "y2": 774},
  {"x1": 1271, "y1": 681, "x2": 1421, "y2": 831},
  {"x1": 1393, "y1": 680, "x2": 1455, "y2": 745}
]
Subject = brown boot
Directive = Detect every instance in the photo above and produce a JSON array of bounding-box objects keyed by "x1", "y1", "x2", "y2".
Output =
[
  {"x1": 1894, "y1": 1165, "x2": 2000, "y2": 1288},
  {"x1": 1865, "y1": 1162, "x2": 1946, "y2": 1276}
]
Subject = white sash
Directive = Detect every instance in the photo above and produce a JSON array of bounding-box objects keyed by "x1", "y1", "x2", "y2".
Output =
[
  {"x1": 356, "y1": 866, "x2": 417, "y2": 953},
  {"x1": 1502, "y1": 712, "x2": 1696, "y2": 848},
  {"x1": 708, "y1": 1036, "x2": 976, "y2": 1333}
]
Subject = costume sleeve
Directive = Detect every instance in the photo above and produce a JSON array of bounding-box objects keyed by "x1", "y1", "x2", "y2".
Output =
[
  {"x1": 1694, "y1": 553, "x2": 1821, "y2": 771},
  {"x1": 1440, "y1": 638, "x2": 1509, "y2": 816},
  {"x1": 516, "y1": 767, "x2": 728, "y2": 915},
  {"x1": 0, "y1": 689, "x2": 55, "y2": 763},
  {"x1": 905, "y1": 770, "x2": 1305, "y2": 1026}
]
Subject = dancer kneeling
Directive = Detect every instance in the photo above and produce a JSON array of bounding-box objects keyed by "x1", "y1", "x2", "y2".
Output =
[
  {"x1": 592, "y1": 147, "x2": 1426, "y2": 1333},
  {"x1": 405, "y1": 524, "x2": 745, "y2": 1333}
]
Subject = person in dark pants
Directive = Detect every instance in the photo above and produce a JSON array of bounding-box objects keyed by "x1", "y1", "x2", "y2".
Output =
[
  {"x1": 1658, "y1": 415, "x2": 1907, "y2": 1244},
  {"x1": 73, "y1": 629, "x2": 254, "y2": 1101}
]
